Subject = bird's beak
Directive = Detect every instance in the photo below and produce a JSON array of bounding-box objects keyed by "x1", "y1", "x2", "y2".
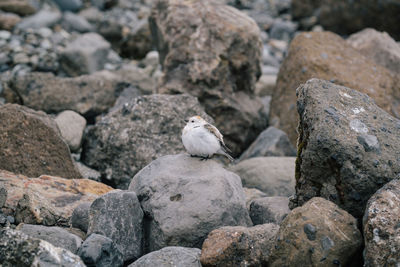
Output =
[{"x1": 183, "y1": 119, "x2": 189, "y2": 123}]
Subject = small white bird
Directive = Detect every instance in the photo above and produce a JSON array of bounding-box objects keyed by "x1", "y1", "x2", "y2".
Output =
[{"x1": 182, "y1": 115, "x2": 234, "y2": 161}]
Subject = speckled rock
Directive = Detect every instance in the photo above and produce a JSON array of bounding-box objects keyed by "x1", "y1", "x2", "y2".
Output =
[
  {"x1": 129, "y1": 247, "x2": 201, "y2": 267},
  {"x1": 250, "y1": 196, "x2": 290, "y2": 225},
  {"x1": 55, "y1": 110, "x2": 87, "y2": 152},
  {"x1": 363, "y1": 179, "x2": 400, "y2": 267},
  {"x1": 269, "y1": 197, "x2": 362, "y2": 267},
  {"x1": 292, "y1": 79, "x2": 400, "y2": 219}
]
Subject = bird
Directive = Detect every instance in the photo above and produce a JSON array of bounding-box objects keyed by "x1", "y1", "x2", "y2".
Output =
[{"x1": 182, "y1": 115, "x2": 234, "y2": 161}]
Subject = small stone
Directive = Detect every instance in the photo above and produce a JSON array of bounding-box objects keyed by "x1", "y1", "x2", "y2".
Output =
[
  {"x1": 250, "y1": 196, "x2": 290, "y2": 225},
  {"x1": 55, "y1": 110, "x2": 87, "y2": 152},
  {"x1": 357, "y1": 134, "x2": 380, "y2": 152},
  {"x1": 71, "y1": 202, "x2": 91, "y2": 233}
]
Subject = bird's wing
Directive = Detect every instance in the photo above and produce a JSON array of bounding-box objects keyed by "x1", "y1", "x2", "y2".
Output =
[{"x1": 204, "y1": 123, "x2": 232, "y2": 153}]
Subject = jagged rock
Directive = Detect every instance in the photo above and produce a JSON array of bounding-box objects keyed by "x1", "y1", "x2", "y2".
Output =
[
  {"x1": 16, "y1": 224, "x2": 83, "y2": 253},
  {"x1": 270, "y1": 31, "x2": 400, "y2": 144},
  {"x1": 87, "y1": 190, "x2": 143, "y2": 262},
  {"x1": 82, "y1": 94, "x2": 212, "y2": 189},
  {"x1": 55, "y1": 110, "x2": 87, "y2": 152},
  {"x1": 17, "y1": 9, "x2": 62, "y2": 30},
  {"x1": 78, "y1": 233, "x2": 124, "y2": 267},
  {"x1": 129, "y1": 247, "x2": 201, "y2": 267},
  {"x1": 129, "y1": 154, "x2": 252, "y2": 252},
  {"x1": 0, "y1": 228, "x2": 85, "y2": 266},
  {"x1": 292, "y1": 79, "x2": 400, "y2": 219},
  {"x1": 1, "y1": 170, "x2": 112, "y2": 226},
  {"x1": 229, "y1": 157, "x2": 296, "y2": 196},
  {"x1": 151, "y1": 0, "x2": 266, "y2": 155},
  {"x1": 200, "y1": 224, "x2": 279, "y2": 266},
  {"x1": 249, "y1": 196, "x2": 290, "y2": 225},
  {"x1": 269, "y1": 197, "x2": 362, "y2": 267},
  {"x1": 70, "y1": 202, "x2": 91, "y2": 233},
  {"x1": 238, "y1": 126, "x2": 296, "y2": 161},
  {"x1": 0, "y1": 104, "x2": 81, "y2": 178},
  {"x1": 363, "y1": 179, "x2": 400, "y2": 266}
]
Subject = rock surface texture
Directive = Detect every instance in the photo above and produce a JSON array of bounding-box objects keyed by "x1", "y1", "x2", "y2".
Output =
[
  {"x1": 269, "y1": 197, "x2": 362, "y2": 267},
  {"x1": 151, "y1": 0, "x2": 267, "y2": 155},
  {"x1": 129, "y1": 154, "x2": 252, "y2": 252},
  {"x1": 249, "y1": 196, "x2": 290, "y2": 225},
  {"x1": 82, "y1": 94, "x2": 212, "y2": 189},
  {"x1": 363, "y1": 179, "x2": 400, "y2": 267},
  {"x1": 292, "y1": 79, "x2": 400, "y2": 219},
  {"x1": 130, "y1": 247, "x2": 201, "y2": 267},
  {"x1": 55, "y1": 110, "x2": 87, "y2": 152}
]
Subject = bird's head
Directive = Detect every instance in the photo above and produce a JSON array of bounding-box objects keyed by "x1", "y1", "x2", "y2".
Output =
[{"x1": 184, "y1": 115, "x2": 207, "y2": 125}]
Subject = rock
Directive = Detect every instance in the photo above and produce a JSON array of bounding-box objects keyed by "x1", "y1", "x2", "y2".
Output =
[
  {"x1": 0, "y1": 228, "x2": 85, "y2": 266},
  {"x1": 0, "y1": 187, "x2": 7, "y2": 208},
  {"x1": 78, "y1": 233, "x2": 124, "y2": 267},
  {"x1": 249, "y1": 196, "x2": 290, "y2": 225},
  {"x1": 1, "y1": 169, "x2": 113, "y2": 226},
  {"x1": 0, "y1": 0, "x2": 37, "y2": 16},
  {"x1": 200, "y1": 224, "x2": 279, "y2": 266},
  {"x1": 238, "y1": 127, "x2": 296, "y2": 161},
  {"x1": 292, "y1": 79, "x2": 400, "y2": 219},
  {"x1": 229, "y1": 157, "x2": 296, "y2": 196},
  {"x1": 17, "y1": 9, "x2": 61, "y2": 30},
  {"x1": 55, "y1": 110, "x2": 86, "y2": 152},
  {"x1": 260, "y1": 95, "x2": 271, "y2": 122},
  {"x1": 129, "y1": 154, "x2": 252, "y2": 252},
  {"x1": 75, "y1": 161, "x2": 101, "y2": 182},
  {"x1": 151, "y1": 0, "x2": 267, "y2": 155},
  {"x1": 60, "y1": 32, "x2": 111, "y2": 76},
  {"x1": 129, "y1": 247, "x2": 201, "y2": 267},
  {"x1": 90, "y1": 0, "x2": 118, "y2": 10},
  {"x1": 0, "y1": 12, "x2": 21, "y2": 31},
  {"x1": 347, "y1": 28, "x2": 400, "y2": 75},
  {"x1": 53, "y1": 0, "x2": 82, "y2": 12},
  {"x1": 61, "y1": 11, "x2": 93, "y2": 33},
  {"x1": 119, "y1": 18, "x2": 153, "y2": 59},
  {"x1": 255, "y1": 74, "x2": 276, "y2": 96},
  {"x1": 71, "y1": 202, "x2": 91, "y2": 233},
  {"x1": 363, "y1": 179, "x2": 400, "y2": 266},
  {"x1": 16, "y1": 224, "x2": 83, "y2": 253},
  {"x1": 110, "y1": 86, "x2": 142, "y2": 111},
  {"x1": 0, "y1": 104, "x2": 81, "y2": 178},
  {"x1": 87, "y1": 190, "x2": 143, "y2": 262},
  {"x1": 243, "y1": 187, "x2": 267, "y2": 210},
  {"x1": 81, "y1": 94, "x2": 211, "y2": 189},
  {"x1": 270, "y1": 31, "x2": 400, "y2": 144},
  {"x1": 269, "y1": 18, "x2": 298, "y2": 42},
  {"x1": 269, "y1": 197, "x2": 362, "y2": 267}
]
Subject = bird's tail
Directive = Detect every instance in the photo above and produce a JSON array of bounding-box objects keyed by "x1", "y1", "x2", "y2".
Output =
[{"x1": 220, "y1": 150, "x2": 234, "y2": 162}]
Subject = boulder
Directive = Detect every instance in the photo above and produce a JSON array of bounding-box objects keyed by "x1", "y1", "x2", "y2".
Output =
[
  {"x1": 70, "y1": 202, "x2": 91, "y2": 233},
  {"x1": 363, "y1": 179, "x2": 400, "y2": 266},
  {"x1": 200, "y1": 224, "x2": 279, "y2": 266},
  {"x1": 238, "y1": 126, "x2": 296, "y2": 161},
  {"x1": 229, "y1": 157, "x2": 296, "y2": 196},
  {"x1": 129, "y1": 247, "x2": 201, "y2": 267},
  {"x1": 292, "y1": 79, "x2": 400, "y2": 219},
  {"x1": 151, "y1": 0, "x2": 266, "y2": 155},
  {"x1": 0, "y1": 0, "x2": 37, "y2": 16},
  {"x1": 0, "y1": 104, "x2": 81, "y2": 178},
  {"x1": 81, "y1": 94, "x2": 212, "y2": 189},
  {"x1": 55, "y1": 110, "x2": 87, "y2": 152},
  {"x1": 129, "y1": 154, "x2": 252, "y2": 252},
  {"x1": 1, "y1": 170, "x2": 113, "y2": 226},
  {"x1": 0, "y1": 229, "x2": 85, "y2": 266},
  {"x1": 78, "y1": 233, "x2": 124, "y2": 267},
  {"x1": 347, "y1": 28, "x2": 400, "y2": 74},
  {"x1": 269, "y1": 197, "x2": 362, "y2": 267},
  {"x1": 60, "y1": 32, "x2": 111, "y2": 76},
  {"x1": 16, "y1": 224, "x2": 83, "y2": 254},
  {"x1": 17, "y1": 9, "x2": 62, "y2": 30},
  {"x1": 87, "y1": 190, "x2": 143, "y2": 262},
  {"x1": 250, "y1": 196, "x2": 290, "y2": 225},
  {"x1": 270, "y1": 31, "x2": 400, "y2": 144}
]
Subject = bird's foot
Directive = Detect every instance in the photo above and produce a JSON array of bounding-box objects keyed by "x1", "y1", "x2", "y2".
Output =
[{"x1": 200, "y1": 156, "x2": 210, "y2": 161}]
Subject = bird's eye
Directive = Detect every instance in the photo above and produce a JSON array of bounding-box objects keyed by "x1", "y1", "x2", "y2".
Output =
[{"x1": 191, "y1": 120, "x2": 194, "y2": 123}]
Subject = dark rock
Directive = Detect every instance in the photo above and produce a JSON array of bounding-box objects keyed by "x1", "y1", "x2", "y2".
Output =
[
  {"x1": 292, "y1": 79, "x2": 400, "y2": 219},
  {"x1": 78, "y1": 233, "x2": 123, "y2": 267},
  {"x1": 81, "y1": 94, "x2": 211, "y2": 189},
  {"x1": 87, "y1": 190, "x2": 143, "y2": 262},
  {"x1": 17, "y1": 9, "x2": 61, "y2": 30},
  {"x1": 0, "y1": 187, "x2": 6, "y2": 208},
  {"x1": 0, "y1": 104, "x2": 81, "y2": 178},
  {"x1": 71, "y1": 202, "x2": 91, "y2": 233},
  {"x1": 363, "y1": 179, "x2": 400, "y2": 266},
  {"x1": 249, "y1": 196, "x2": 290, "y2": 225},
  {"x1": 129, "y1": 247, "x2": 201, "y2": 267},
  {"x1": 269, "y1": 18, "x2": 298, "y2": 41},
  {"x1": 16, "y1": 224, "x2": 83, "y2": 253},
  {"x1": 200, "y1": 224, "x2": 279, "y2": 266},
  {"x1": 129, "y1": 154, "x2": 251, "y2": 252},
  {"x1": 239, "y1": 126, "x2": 296, "y2": 161},
  {"x1": 269, "y1": 197, "x2": 362, "y2": 267},
  {"x1": 53, "y1": 0, "x2": 82, "y2": 12},
  {"x1": 75, "y1": 162, "x2": 102, "y2": 182}
]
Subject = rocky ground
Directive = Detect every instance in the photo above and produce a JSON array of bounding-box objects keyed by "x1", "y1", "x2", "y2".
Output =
[{"x1": 0, "y1": 0, "x2": 399, "y2": 266}]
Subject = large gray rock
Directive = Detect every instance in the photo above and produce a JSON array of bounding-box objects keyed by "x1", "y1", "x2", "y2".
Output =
[
  {"x1": 250, "y1": 196, "x2": 290, "y2": 225},
  {"x1": 129, "y1": 154, "x2": 252, "y2": 252},
  {"x1": 129, "y1": 247, "x2": 201, "y2": 267},
  {"x1": 61, "y1": 12, "x2": 93, "y2": 33},
  {"x1": 269, "y1": 197, "x2": 362, "y2": 267},
  {"x1": 292, "y1": 79, "x2": 400, "y2": 219},
  {"x1": 152, "y1": 0, "x2": 266, "y2": 155},
  {"x1": 363, "y1": 179, "x2": 400, "y2": 266},
  {"x1": 87, "y1": 190, "x2": 143, "y2": 262},
  {"x1": 229, "y1": 157, "x2": 296, "y2": 196},
  {"x1": 60, "y1": 32, "x2": 111, "y2": 76},
  {"x1": 78, "y1": 233, "x2": 124, "y2": 267},
  {"x1": 17, "y1": 9, "x2": 61, "y2": 30},
  {"x1": 16, "y1": 224, "x2": 83, "y2": 254},
  {"x1": 238, "y1": 126, "x2": 296, "y2": 161},
  {"x1": 0, "y1": 228, "x2": 85, "y2": 266},
  {"x1": 70, "y1": 202, "x2": 91, "y2": 233},
  {"x1": 55, "y1": 110, "x2": 87, "y2": 152},
  {"x1": 82, "y1": 94, "x2": 212, "y2": 189}
]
